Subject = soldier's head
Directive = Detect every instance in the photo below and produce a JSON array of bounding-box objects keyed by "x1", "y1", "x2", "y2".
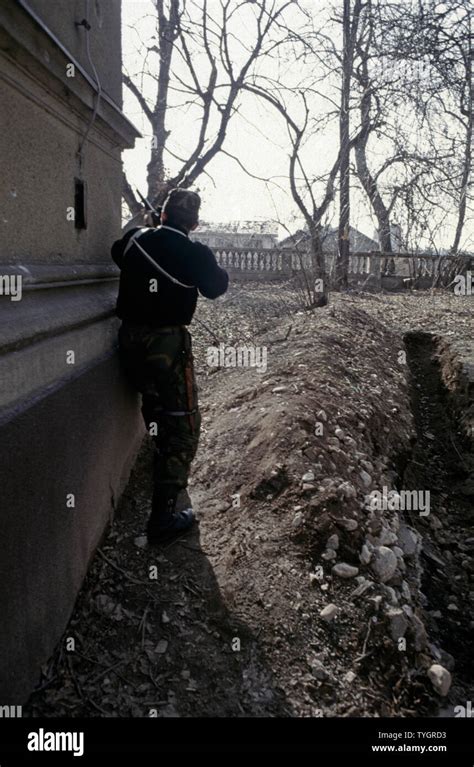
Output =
[{"x1": 161, "y1": 189, "x2": 201, "y2": 233}]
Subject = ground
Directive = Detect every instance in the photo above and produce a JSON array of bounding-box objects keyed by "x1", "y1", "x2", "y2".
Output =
[{"x1": 25, "y1": 285, "x2": 473, "y2": 718}]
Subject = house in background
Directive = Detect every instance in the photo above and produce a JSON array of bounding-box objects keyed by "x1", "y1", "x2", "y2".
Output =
[
  {"x1": 193, "y1": 220, "x2": 279, "y2": 250},
  {"x1": 279, "y1": 224, "x2": 379, "y2": 253},
  {"x1": 0, "y1": 0, "x2": 141, "y2": 702}
]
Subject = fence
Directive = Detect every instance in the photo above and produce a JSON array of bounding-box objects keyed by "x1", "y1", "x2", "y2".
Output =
[{"x1": 214, "y1": 248, "x2": 473, "y2": 289}]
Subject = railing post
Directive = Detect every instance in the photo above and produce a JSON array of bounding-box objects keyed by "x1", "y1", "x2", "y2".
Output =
[{"x1": 369, "y1": 251, "x2": 382, "y2": 290}]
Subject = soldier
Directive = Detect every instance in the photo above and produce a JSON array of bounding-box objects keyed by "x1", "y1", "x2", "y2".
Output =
[{"x1": 111, "y1": 189, "x2": 229, "y2": 544}]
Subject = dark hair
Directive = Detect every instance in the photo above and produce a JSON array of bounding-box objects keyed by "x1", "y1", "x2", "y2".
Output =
[{"x1": 162, "y1": 189, "x2": 201, "y2": 231}]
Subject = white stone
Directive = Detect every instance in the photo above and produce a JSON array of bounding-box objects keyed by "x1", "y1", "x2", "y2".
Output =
[
  {"x1": 427, "y1": 664, "x2": 452, "y2": 697},
  {"x1": 333, "y1": 562, "x2": 359, "y2": 579},
  {"x1": 397, "y1": 525, "x2": 419, "y2": 557},
  {"x1": 340, "y1": 518, "x2": 358, "y2": 531},
  {"x1": 360, "y1": 544, "x2": 372, "y2": 565},
  {"x1": 320, "y1": 603, "x2": 338, "y2": 622},
  {"x1": 386, "y1": 607, "x2": 408, "y2": 640},
  {"x1": 372, "y1": 546, "x2": 398, "y2": 583}
]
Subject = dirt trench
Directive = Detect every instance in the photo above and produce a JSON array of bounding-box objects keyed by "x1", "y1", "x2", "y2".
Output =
[
  {"x1": 24, "y1": 289, "x2": 473, "y2": 718},
  {"x1": 401, "y1": 332, "x2": 473, "y2": 711}
]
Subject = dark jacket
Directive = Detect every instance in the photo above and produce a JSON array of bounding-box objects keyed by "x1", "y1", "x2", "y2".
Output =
[{"x1": 111, "y1": 225, "x2": 229, "y2": 326}]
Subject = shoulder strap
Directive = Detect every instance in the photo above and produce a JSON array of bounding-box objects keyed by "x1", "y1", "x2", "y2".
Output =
[{"x1": 123, "y1": 228, "x2": 195, "y2": 289}]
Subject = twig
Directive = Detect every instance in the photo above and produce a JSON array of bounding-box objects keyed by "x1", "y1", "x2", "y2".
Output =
[
  {"x1": 138, "y1": 604, "x2": 151, "y2": 648},
  {"x1": 355, "y1": 617, "x2": 374, "y2": 662},
  {"x1": 97, "y1": 549, "x2": 151, "y2": 586},
  {"x1": 67, "y1": 655, "x2": 84, "y2": 700},
  {"x1": 87, "y1": 659, "x2": 125, "y2": 686}
]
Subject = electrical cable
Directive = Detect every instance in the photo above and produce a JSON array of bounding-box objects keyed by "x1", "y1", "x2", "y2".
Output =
[{"x1": 76, "y1": 0, "x2": 102, "y2": 171}]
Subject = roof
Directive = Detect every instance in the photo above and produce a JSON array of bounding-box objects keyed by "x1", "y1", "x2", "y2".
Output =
[
  {"x1": 279, "y1": 225, "x2": 379, "y2": 252},
  {"x1": 197, "y1": 220, "x2": 278, "y2": 236}
]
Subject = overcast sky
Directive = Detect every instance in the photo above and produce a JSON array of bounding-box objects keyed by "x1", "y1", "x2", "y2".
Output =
[{"x1": 121, "y1": 0, "x2": 473, "y2": 249}]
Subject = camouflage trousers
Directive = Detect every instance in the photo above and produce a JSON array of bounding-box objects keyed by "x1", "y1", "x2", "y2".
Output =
[{"x1": 118, "y1": 322, "x2": 201, "y2": 516}]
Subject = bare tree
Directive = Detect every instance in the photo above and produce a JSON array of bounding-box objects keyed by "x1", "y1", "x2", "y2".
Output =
[
  {"x1": 122, "y1": 0, "x2": 295, "y2": 220},
  {"x1": 369, "y1": 0, "x2": 473, "y2": 255}
]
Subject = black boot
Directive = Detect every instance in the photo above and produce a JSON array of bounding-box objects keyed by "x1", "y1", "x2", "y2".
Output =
[{"x1": 147, "y1": 486, "x2": 195, "y2": 545}]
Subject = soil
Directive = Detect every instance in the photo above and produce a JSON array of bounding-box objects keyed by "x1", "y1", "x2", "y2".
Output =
[{"x1": 24, "y1": 284, "x2": 473, "y2": 718}]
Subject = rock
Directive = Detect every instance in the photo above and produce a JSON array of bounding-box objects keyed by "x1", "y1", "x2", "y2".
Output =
[
  {"x1": 292, "y1": 512, "x2": 304, "y2": 527},
  {"x1": 327, "y1": 534, "x2": 339, "y2": 550},
  {"x1": 344, "y1": 670, "x2": 357, "y2": 683},
  {"x1": 383, "y1": 585, "x2": 398, "y2": 604},
  {"x1": 155, "y1": 639, "x2": 168, "y2": 654},
  {"x1": 428, "y1": 644, "x2": 455, "y2": 671},
  {"x1": 344, "y1": 437, "x2": 357, "y2": 449},
  {"x1": 340, "y1": 518, "x2": 358, "y2": 531},
  {"x1": 334, "y1": 427, "x2": 345, "y2": 439},
  {"x1": 350, "y1": 579, "x2": 373, "y2": 598},
  {"x1": 320, "y1": 603, "x2": 338, "y2": 622},
  {"x1": 134, "y1": 535, "x2": 148, "y2": 549},
  {"x1": 401, "y1": 581, "x2": 411, "y2": 602},
  {"x1": 360, "y1": 544, "x2": 372, "y2": 565},
  {"x1": 360, "y1": 470, "x2": 372, "y2": 487},
  {"x1": 427, "y1": 664, "x2": 452, "y2": 697},
  {"x1": 428, "y1": 514, "x2": 443, "y2": 530},
  {"x1": 368, "y1": 595, "x2": 383, "y2": 609},
  {"x1": 397, "y1": 525, "x2": 419, "y2": 557},
  {"x1": 378, "y1": 528, "x2": 398, "y2": 546},
  {"x1": 302, "y1": 471, "x2": 315, "y2": 482},
  {"x1": 272, "y1": 385, "x2": 288, "y2": 393},
  {"x1": 412, "y1": 614, "x2": 428, "y2": 650},
  {"x1": 322, "y1": 549, "x2": 337, "y2": 561},
  {"x1": 333, "y1": 563, "x2": 359, "y2": 579},
  {"x1": 372, "y1": 546, "x2": 398, "y2": 583},
  {"x1": 386, "y1": 607, "x2": 408, "y2": 640},
  {"x1": 338, "y1": 481, "x2": 357, "y2": 499},
  {"x1": 392, "y1": 546, "x2": 404, "y2": 559},
  {"x1": 310, "y1": 660, "x2": 330, "y2": 681}
]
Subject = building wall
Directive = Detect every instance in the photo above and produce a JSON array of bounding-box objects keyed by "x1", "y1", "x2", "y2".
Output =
[
  {"x1": 26, "y1": 0, "x2": 123, "y2": 105},
  {"x1": 0, "y1": 0, "x2": 143, "y2": 702}
]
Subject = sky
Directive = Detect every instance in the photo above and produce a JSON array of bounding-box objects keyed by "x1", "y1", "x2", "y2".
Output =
[{"x1": 120, "y1": 0, "x2": 473, "y2": 250}]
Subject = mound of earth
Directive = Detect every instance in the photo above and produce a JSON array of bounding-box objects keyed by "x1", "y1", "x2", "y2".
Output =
[{"x1": 25, "y1": 287, "x2": 473, "y2": 717}]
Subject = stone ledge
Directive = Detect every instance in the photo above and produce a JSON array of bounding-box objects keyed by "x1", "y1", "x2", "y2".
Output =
[{"x1": 0, "y1": 264, "x2": 120, "y2": 353}]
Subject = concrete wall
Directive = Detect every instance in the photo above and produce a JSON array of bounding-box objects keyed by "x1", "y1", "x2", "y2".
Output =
[
  {"x1": 26, "y1": 0, "x2": 123, "y2": 105},
  {"x1": 0, "y1": 0, "x2": 143, "y2": 702}
]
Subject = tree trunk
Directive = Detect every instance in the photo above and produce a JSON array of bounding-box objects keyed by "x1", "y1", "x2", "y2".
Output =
[
  {"x1": 336, "y1": 0, "x2": 352, "y2": 289},
  {"x1": 451, "y1": 53, "x2": 472, "y2": 254}
]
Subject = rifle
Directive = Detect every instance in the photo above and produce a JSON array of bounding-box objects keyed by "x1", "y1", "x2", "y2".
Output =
[{"x1": 136, "y1": 190, "x2": 161, "y2": 226}]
